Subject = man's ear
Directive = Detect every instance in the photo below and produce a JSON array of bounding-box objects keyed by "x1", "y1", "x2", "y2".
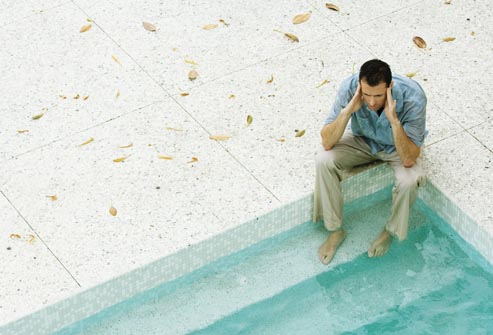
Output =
[{"x1": 389, "y1": 81, "x2": 394, "y2": 89}]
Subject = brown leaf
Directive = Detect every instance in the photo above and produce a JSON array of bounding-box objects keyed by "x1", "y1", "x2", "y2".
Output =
[
  {"x1": 267, "y1": 75, "x2": 274, "y2": 83},
  {"x1": 295, "y1": 129, "x2": 306, "y2": 137},
  {"x1": 109, "y1": 206, "x2": 117, "y2": 216},
  {"x1": 32, "y1": 113, "x2": 44, "y2": 120},
  {"x1": 79, "y1": 137, "x2": 94, "y2": 146},
  {"x1": 180, "y1": 93, "x2": 190, "y2": 96},
  {"x1": 444, "y1": 0, "x2": 451, "y2": 4},
  {"x1": 73, "y1": 94, "x2": 80, "y2": 99},
  {"x1": 143, "y1": 22, "x2": 157, "y2": 32},
  {"x1": 293, "y1": 13, "x2": 311, "y2": 24},
  {"x1": 113, "y1": 155, "x2": 131, "y2": 163},
  {"x1": 219, "y1": 19, "x2": 230, "y2": 26},
  {"x1": 86, "y1": 18, "x2": 93, "y2": 22},
  {"x1": 470, "y1": 31, "x2": 475, "y2": 36},
  {"x1": 59, "y1": 95, "x2": 67, "y2": 99},
  {"x1": 17, "y1": 130, "x2": 29, "y2": 133},
  {"x1": 116, "y1": 90, "x2": 120, "y2": 98},
  {"x1": 209, "y1": 135, "x2": 231, "y2": 141},
  {"x1": 413, "y1": 36, "x2": 427, "y2": 49},
  {"x1": 443, "y1": 37, "x2": 456, "y2": 42},
  {"x1": 119, "y1": 143, "x2": 133, "y2": 148},
  {"x1": 316, "y1": 79, "x2": 330, "y2": 88},
  {"x1": 325, "y1": 3, "x2": 340, "y2": 11},
  {"x1": 46, "y1": 195, "x2": 58, "y2": 201},
  {"x1": 112, "y1": 54, "x2": 121, "y2": 65},
  {"x1": 228, "y1": 94, "x2": 236, "y2": 99},
  {"x1": 246, "y1": 115, "x2": 253, "y2": 126},
  {"x1": 188, "y1": 70, "x2": 198, "y2": 81},
  {"x1": 406, "y1": 71, "x2": 418, "y2": 78},
  {"x1": 276, "y1": 138, "x2": 286, "y2": 142},
  {"x1": 158, "y1": 155, "x2": 173, "y2": 160},
  {"x1": 285, "y1": 32, "x2": 299, "y2": 42},
  {"x1": 80, "y1": 24, "x2": 92, "y2": 33},
  {"x1": 83, "y1": 95, "x2": 89, "y2": 100},
  {"x1": 187, "y1": 157, "x2": 198, "y2": 163},
  {"x1": 165, "y1": 127, "x2": 183, "y2": 132},
  {"x1": 185, "y1": 59, "x2": 197, "y2": 65},
  {"x1": 10, "y1": 234, "x2": 21, "y2": 239},
  {"x1": 203, "y1": 24, "x2": 218, "y2": 30},
  {"x1": 27, "y1": 234, "x2": 35, "y2": 244}
]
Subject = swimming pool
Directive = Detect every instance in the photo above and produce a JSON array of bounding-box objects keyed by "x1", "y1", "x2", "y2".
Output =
[{"x1": 2, "y1": 165, "x2": 492, "y2": 334}]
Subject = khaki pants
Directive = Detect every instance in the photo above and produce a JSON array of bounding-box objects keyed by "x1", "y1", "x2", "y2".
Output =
[{"x1": 313, "y1": 133, "x2": 426, "y2": 241}]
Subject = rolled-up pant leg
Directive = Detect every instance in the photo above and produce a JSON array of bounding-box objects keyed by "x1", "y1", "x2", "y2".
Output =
[
  {"x1": 379, "y1": 152, "x2": 426, "y2": 241},
  {"x1": 314, "y1": 133, "x2": 376, "y2": 231}
]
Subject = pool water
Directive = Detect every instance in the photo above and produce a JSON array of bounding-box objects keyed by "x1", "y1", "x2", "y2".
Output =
[{"x1": 55, "y1": 188, "x2": 493, "y2": 334}]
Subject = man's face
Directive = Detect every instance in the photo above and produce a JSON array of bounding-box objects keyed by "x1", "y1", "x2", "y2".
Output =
[{"x1": 360, "y1": 78, "x2": 388, "y2": 112}]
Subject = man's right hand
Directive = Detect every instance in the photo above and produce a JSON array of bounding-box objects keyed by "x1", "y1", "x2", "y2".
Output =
[{"x1": 345, "y1": 82, "x2": 363, "y2": 114}]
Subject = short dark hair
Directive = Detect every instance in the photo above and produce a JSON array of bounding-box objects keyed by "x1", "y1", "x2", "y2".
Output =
[{"x1": 359, "y1": 59, "x2": 392, "y2": 87}]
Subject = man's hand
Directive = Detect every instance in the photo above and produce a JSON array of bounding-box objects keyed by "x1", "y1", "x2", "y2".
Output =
[
  {"x1": 346, "y1": 82, "x2": 363, "y2": 114},
  {"x1": 384, "y1": 81, "x2": 398, "y2": 124}
]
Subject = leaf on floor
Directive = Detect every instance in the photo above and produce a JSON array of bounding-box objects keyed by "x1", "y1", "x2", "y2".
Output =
[
  {"x1": 143, "y1": 22, "x2": 157, "y2": 32},
  {"x1": 267, "y1": 75, "x2": 274, "y2": 84},
  {"x1": 165, "y1": 127, "x2": 183, "y2": 132},
  {"x1": 188, "y1": 70, "x2": 198, "y2": 80},
  {"x1": 112, "y1": 54, "x2": 122, "y2": 65},
  {"x1": 185, "y1": 59, "x2": 197, "y2": 65},
  {"x1": 228, "y1": 94, "x2": 236, "y2": 99},
  {"x1": 119, "y1": 143, "x2": 133, "y2": 148},
  {"x1": 293, "y1": 13, "x2": 311, "y2": 24},
  {"x1": 203, "y1": 24, "x2": 218, "y2": 30},
  {"x1": 412, "y1": 36, "x2": 427, "y2": 49},
  {"x1": 10, "y1": 234, "x2": 21, "y2": 239},
  {"x1": 285, "y1": 32, "x2": 299, "y2": 42},
  {"x1": 73, "y1": 94, "x2": 80, "y2": 99},
  {"x1": 247, "y1": 115, "x2": 253, "y2": 126},
  {"x1": 209, "y1": 135, "x2": 231, "y2": 141},
  {"x1": 187, "y1": 157, "x2": 198, "y2": 163},
  {"x1": 113, "y1": 155, "x2": 131, "y2": 163},
  {"x1": 325, "y1": 3, "x2": 340, "y2": 11},
  {"x1": 406, "y1": 71, "x2": 418, "y2": 78},
  {"x1": 219, "y1": 19, "x2": 230, "y2": 26},
  {"x1": 116, "y1": 90, "x2": 120, "y2": 98},
  {"x1": 80, "y1": 24, "x2": 92, "y2": 33},
  {"x1": 158, "y1": 155, "x2": 173, "y2": 160},
  {"x1": 32, "y1": 113, "x2": 44, "y2": 120},
  {"x1": 46, "y1": 195, "x2": 58, "y2": 201},
  {"x1": 295, "y1": 129, "x2": 306, "y2": 137},
  {"x1": 27, "y1": 234, "x2": 36, "y2": 244},
  {"x1": 442, "y1": 37, "x2": 456, "y2": 42},
  {"x1": 109, "y1": 206, "x2": 117, "y2": 216},
  {"x1": 79, "y1": 137, "x2": 94, "y2": 146},
  {"x1": 180, "y1": 93, "x2": 190, "y2": 96},
  {"x1": 316, "y1": 79, "x2": 330, "y2": 88},
  {"x1": 17, "y1": 130, "x2": 29, "y2": 133},
  {"x1": 83, "y1": 95, "x2": 89, "y2": 100}
]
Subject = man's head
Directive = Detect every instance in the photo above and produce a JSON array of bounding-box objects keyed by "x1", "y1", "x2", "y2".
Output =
[{"x1": 359, "y1": 59, "x2": 392, "y2": 112}]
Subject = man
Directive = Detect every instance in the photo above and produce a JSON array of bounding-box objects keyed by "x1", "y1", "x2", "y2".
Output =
[{"x1": 314, "y1": 59, "x2": 427, "y2": 265}]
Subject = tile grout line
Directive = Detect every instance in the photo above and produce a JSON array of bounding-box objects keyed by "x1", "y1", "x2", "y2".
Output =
[
  {"x1": 0, "y1": 190, "x2": 82, "y2": 287},
  {"x1": 0, "y1": 1, "x2": 73, "y2": 29}
]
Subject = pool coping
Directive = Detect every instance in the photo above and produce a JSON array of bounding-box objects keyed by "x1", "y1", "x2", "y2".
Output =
[{"x1": 1, "y1": 164, "x2": 491, "y2": 335}]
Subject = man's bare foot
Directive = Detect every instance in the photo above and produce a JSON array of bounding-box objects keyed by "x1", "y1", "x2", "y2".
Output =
[
  {"x1": 318, "y1": 229, "x2": 347, "y2": 265},
  {"x1": 368, "y1": 229, "x2": 393, "y2": 257}
]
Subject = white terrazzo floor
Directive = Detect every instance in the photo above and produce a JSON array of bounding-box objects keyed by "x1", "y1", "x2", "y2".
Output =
[{"x1": 1, "y1": 0, "x2": 492, "y2": 328}]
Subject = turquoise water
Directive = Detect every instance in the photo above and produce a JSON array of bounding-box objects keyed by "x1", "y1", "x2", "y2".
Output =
[{"x1": 55, "y1": 189, "x2": 493, "y2": 334}]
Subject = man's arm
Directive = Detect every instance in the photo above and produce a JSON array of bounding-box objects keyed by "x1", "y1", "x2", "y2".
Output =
[
  {"x1": 321, "y1": 82, "x2": 363, "y2": 150},
  {"x1": 384, "y1": 85, "x2": 421, "y2": 167}
]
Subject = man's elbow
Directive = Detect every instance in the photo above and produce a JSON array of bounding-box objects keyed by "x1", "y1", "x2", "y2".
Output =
[{"x1": 403, "y1": 160, "x2": 415, "y2": 168}]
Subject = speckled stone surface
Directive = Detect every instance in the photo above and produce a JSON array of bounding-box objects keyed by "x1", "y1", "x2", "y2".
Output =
[{"x1": 0, "y1": 0, "x2": 492, "y2": 331}]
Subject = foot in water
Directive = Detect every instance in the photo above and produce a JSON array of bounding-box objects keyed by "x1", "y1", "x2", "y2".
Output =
[
  {"x1": 368, "y1": 229, "x2": 393, "y2": 257},
  {"x1": 318, "y1": 229, "x2": 347, "y2": 265}
]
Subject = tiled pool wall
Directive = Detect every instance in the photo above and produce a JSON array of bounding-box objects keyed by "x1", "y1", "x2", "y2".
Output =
[{"x1": 0, "y1": 164, "x2": 490, "y2": 335}]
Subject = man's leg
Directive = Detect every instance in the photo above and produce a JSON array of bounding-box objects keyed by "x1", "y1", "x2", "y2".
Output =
[
  {"x1": 314, "y1": 133, "x2": 375, "y2": 264},
  {"x1": 368, "y1": 152, "x2": 426, "y2": 257}
]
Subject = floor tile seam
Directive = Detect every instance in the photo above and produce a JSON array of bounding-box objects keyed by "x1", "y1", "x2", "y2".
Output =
[
  {"x1": 70, "y1": 0, "x2": 174, "y2": 99},
  {"x1": 0, "y1": 99, "x2": 166, "y2": 165},
  {"x1": 422, "y1": 128, "x2": 467, "y2": 149},
  {"x1": 0, "y1": 190, "x2": 82, "y2": 288},
  {"x1": 428, "y1": 99, "x2": 485, "y2": 133},
  {"x1": 465, "y1": 129, "x2": 493, "y2": 155},
  {"x1": 0, "y1": 1, "x2": 72, "y2": 29}
]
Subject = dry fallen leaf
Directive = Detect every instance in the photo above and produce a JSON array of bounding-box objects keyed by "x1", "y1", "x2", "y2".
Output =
[
  {"x1": 444, "y1": 0, "x2": 451, "y2": 4},
  {"x1": 17, "y1": 130, "x2": 29, "y2": 133},
  {"x1": 267, "y1": 75, "x2": 274, "y2": 83},
  {"x1": 219, "y1": 19, "x2": 230, "y2": 26},
  {"x1": 46, "y1": 195, "x2": 58, "y2": 201},
  {"x1": 158, "y1": 155, "x2": 173, "y2": 160},
  {"x1": 276, "y1": 138, "x2": 286, "y2": 142},
  {"x1": 470, "y1": 31, "x2": 475, "y2": 36},
  {"x1": 10, "y1": 234, "x2": 21, "y2": 239},
  {"x1": 59, "y1": 95, "x2": 67, "y2": 99},
  {"x1": 316, "y1": 79, "x2": 330, "y2": 88},
  {"x1": 80, "y1": 24, "x2": 92, "y2": 33},
  {"x1": 285, "y1": 32, "x2": 299, "y2": 42},
  {"x1": 406, "y1": 71, "x2": 418, "y2": 78},
  {"x1": 83, "y1": 95, "x2": 89, "y2": 100},
  {"x1": 187, "y1": 157, "x2": 198, "y2": 163},
  {"x1": 165, "y1": 127, "x2": 183, "y2": 132},
  {"x1": 119, "y1": 143, "x2": 133, "y2": 148},
  {"x1": 185, "y1": 59, "x2": 197, "y2": 65},
  {"x1": 180, "y1": 93, "x2": 190, "y2": 97},
  {"x1": 325, "y1": 3, "x2": 340, "y2": 11},
  {"x1": 413, "y1": 36, "x2": 427, "y2": 49},
  {"x1": 246, "y1": 115, "x2": 253, "y2": 126},
  {"x1": 27, "y1": 234, "x2": 35, "y2": 244},
  {"x1": 109, "y1": 206, "x2": 117, "y2": 216},
  {"x1": 73, "y1": 94, "x2": 80, "y2": 99},
  {"x1": 143, "y1": 22, "x2": 157, "y2": 32},
  {"x1": 295, "y1": 129, "x2": 306, "y2": 137},
  {"x1": 113, "y1": 155, "x2": 131, "y2": 163},
  {"x1": 443, "y1": 37, "x2": 456, "y2": 42},
  {"x1": 112, "y1": 54, "x2": 121, "y2": 65},
  {"x1": 203, "y1": 24, "x2": 218, "y2": 30},
  {"x1": 86, "y1": 18, "x2": 93, "y2": 22},
  {"x1": 116, "y1": 90, "x2": 120, "y2": 98},
  {"x1": 32, "y1": 113, "x2": 44, "y2": 120},
  {"x1": 228, "y1": 94, "x2": 236, "y2": 99},
  {"x1": 79, "y1": 137, "x2": 94, "y2": 146},
  {"x1": 209, "y1": 135, "x2": 231, "y2": 141},
  {"x1": 188, "y1": 70, "x2": 198, "y2": 81},
  {"x1": 293, "y1": 13, "x2": 311, "y2": 24}
]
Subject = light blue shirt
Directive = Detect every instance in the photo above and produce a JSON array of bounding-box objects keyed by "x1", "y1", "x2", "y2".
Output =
[{"x1": 325, "y1": 73, "x2": 427, "y2": 154}]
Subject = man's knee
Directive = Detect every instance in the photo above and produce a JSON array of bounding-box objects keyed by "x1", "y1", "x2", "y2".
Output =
[
  {"x1": 316, "y1": 148, "x2": 339, "y2": 171},
  {"x1": 395, "y1": 168, "x2": 426, "y2": 191}
]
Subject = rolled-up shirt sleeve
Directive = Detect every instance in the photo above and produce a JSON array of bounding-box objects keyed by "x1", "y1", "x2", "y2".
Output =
[{"x1": 401, "y1": 96, "x2": 427, "y2": 147}]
